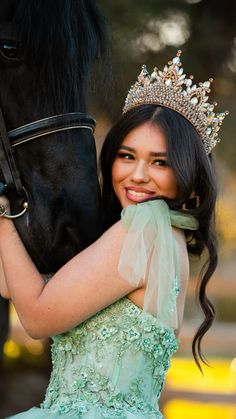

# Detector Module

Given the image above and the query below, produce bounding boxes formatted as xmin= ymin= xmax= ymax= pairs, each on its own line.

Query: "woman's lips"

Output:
xmin=125 ymin=187 xmax=155 ymax=202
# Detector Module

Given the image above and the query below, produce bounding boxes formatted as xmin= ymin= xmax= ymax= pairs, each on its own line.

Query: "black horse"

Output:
xmin=0 ymin=0 xmax=110 ymax=359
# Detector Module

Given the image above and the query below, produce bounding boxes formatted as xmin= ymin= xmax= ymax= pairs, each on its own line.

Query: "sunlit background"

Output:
xmin=1 ymin=0 xmax=236 ymax=417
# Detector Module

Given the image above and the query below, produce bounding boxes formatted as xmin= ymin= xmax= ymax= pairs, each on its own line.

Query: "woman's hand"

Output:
xmin=0 ymin=195 xmax=16 ymax=236
xmin=0 ymin=194 xmax=12 ymax=299
xmin=0 ymin=194 xmax=10 ymax=217
xmin=0 ymin=194 xmax=20 ymax=299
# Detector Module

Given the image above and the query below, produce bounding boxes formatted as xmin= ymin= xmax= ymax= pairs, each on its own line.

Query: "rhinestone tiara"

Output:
xmin=123 ymin=50 xmax=228 ymax=154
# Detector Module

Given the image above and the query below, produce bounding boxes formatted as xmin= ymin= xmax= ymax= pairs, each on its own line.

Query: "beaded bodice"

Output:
xmin=41 ymin=298 xmax=178 ymax=418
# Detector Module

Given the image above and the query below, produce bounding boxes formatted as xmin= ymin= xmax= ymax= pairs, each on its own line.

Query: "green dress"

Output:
xmin=8 ymin=200 xmax=198 ymax=419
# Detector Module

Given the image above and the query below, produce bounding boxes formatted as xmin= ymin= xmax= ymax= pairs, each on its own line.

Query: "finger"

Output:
xmin=0 ymin=196 xmax=10 ymax=216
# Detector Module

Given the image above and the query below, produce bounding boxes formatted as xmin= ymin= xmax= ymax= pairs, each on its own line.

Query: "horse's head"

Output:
xmin=0 ymin=0 xmax=109 ymax=272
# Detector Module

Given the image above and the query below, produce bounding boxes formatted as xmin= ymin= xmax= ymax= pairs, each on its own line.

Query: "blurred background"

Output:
xmin=1 ymin=0 xmax=236 ymax=418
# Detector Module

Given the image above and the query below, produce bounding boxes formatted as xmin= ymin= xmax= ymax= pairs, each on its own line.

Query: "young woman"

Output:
xmin=0 ymin=52 xmax=227 ymax=418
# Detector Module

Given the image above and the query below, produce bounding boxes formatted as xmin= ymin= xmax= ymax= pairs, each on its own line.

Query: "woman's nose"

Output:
xmin=130 ymin=161 xmax=150 ymax=183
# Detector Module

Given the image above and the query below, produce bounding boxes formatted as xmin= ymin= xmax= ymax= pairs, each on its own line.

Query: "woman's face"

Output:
xmin=112 ymin=122 xmax=179 ymax=208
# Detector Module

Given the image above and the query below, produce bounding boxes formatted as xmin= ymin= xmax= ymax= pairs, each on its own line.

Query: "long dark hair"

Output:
xmin=100 ymin=104 xmax=217 ymax=370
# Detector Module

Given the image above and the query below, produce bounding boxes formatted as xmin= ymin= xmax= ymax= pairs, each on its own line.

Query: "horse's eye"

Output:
xmin=0 ymin=40 xmax=22 ymax=63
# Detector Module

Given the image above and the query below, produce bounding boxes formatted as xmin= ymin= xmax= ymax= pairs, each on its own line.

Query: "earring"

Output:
xmin=183 ymin=193 xmax=200 ymax=210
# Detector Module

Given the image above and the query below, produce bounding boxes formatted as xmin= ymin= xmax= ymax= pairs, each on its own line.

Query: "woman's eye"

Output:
xmin=117 ymin=152 xmax=134 ymax=160
xmin=153 ymin=159 xmax=167 ymax=166
xmin=0 ymin=40 xmax=22 ymax=62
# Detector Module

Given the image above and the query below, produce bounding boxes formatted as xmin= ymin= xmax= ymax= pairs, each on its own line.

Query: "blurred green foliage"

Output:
xmin=183 ymin=294 xmax=236 ymax=323
xmin=215 ymin=297 xmax=236 ymax=322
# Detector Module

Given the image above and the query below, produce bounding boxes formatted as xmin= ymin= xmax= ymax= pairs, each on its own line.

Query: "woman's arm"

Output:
xmin=0 ymin=219 xmax=136 ymax=339
xmin=0 ymin=257 xmax=10 ymax=299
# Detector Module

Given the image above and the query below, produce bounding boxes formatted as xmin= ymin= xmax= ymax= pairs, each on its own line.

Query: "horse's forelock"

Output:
xmin=14 ymin=0 xmax=109 ymax=113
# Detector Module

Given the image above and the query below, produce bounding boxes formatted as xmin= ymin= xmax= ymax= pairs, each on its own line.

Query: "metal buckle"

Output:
xmin=0 ymin=186 xmax=29 ymax=219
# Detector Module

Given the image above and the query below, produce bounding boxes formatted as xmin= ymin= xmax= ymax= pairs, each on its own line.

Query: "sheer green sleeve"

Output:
xmin=118 ymin=200 xmax=198 ymax=329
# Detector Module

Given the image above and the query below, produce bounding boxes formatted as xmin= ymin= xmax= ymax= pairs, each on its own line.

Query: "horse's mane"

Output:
xmin=15 ymin=0 xmax=110 ymax=113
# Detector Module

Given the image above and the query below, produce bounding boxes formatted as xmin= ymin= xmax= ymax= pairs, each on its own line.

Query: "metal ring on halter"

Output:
xmin=0 ymin=201 xmax=28 ymax=219
xmin=0 ymin=186 xmax=29 ymax=219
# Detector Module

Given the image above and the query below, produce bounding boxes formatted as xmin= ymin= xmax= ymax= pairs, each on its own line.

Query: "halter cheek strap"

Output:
xmin=0 ymin=109 xmax=23 ymax=193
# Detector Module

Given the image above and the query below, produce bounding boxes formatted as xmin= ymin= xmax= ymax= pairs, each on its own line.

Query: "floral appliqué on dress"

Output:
xmin=41 ymin=298 xmax=178 ymax=418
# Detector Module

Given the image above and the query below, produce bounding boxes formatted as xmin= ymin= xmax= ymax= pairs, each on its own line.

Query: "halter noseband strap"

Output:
xmin=0 ymin=111 xmax=96 ymax=218
xmin=9 ymin=112 xmax=95 ymax=147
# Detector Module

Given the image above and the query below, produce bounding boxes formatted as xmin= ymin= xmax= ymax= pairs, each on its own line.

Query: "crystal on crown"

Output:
xmin=123 ymin=50 xmax=228 ymax=154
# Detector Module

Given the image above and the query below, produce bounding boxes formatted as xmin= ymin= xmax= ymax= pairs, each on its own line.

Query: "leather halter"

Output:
xmin=9 ymin=112 xmax=95 ymax=148
xmin=0 ymin=110 xmax=96 ymax=218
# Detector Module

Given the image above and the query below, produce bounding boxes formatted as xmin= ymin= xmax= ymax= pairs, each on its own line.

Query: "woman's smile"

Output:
xmin=125 ymin=186 xmax=155 ymax=202
xmin=112 ymin=122 xmax=178 ymax=208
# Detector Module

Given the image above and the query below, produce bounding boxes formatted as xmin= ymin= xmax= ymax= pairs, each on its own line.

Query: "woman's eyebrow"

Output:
xmin=119 ymin=145 xmax=167 ymax=157
xmin=150 ymin=151 xmax=167 ymax=157
xmin=119 ymin=145 xmax=135 ymax=152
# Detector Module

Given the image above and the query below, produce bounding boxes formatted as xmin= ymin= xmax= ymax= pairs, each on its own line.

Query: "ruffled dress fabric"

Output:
xmin=8 ymin=200 xmax=198 ymax=419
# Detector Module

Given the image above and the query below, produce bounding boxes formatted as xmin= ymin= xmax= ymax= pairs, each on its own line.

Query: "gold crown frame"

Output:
xmin=123 ymin=50 xmax=228 ymax=154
